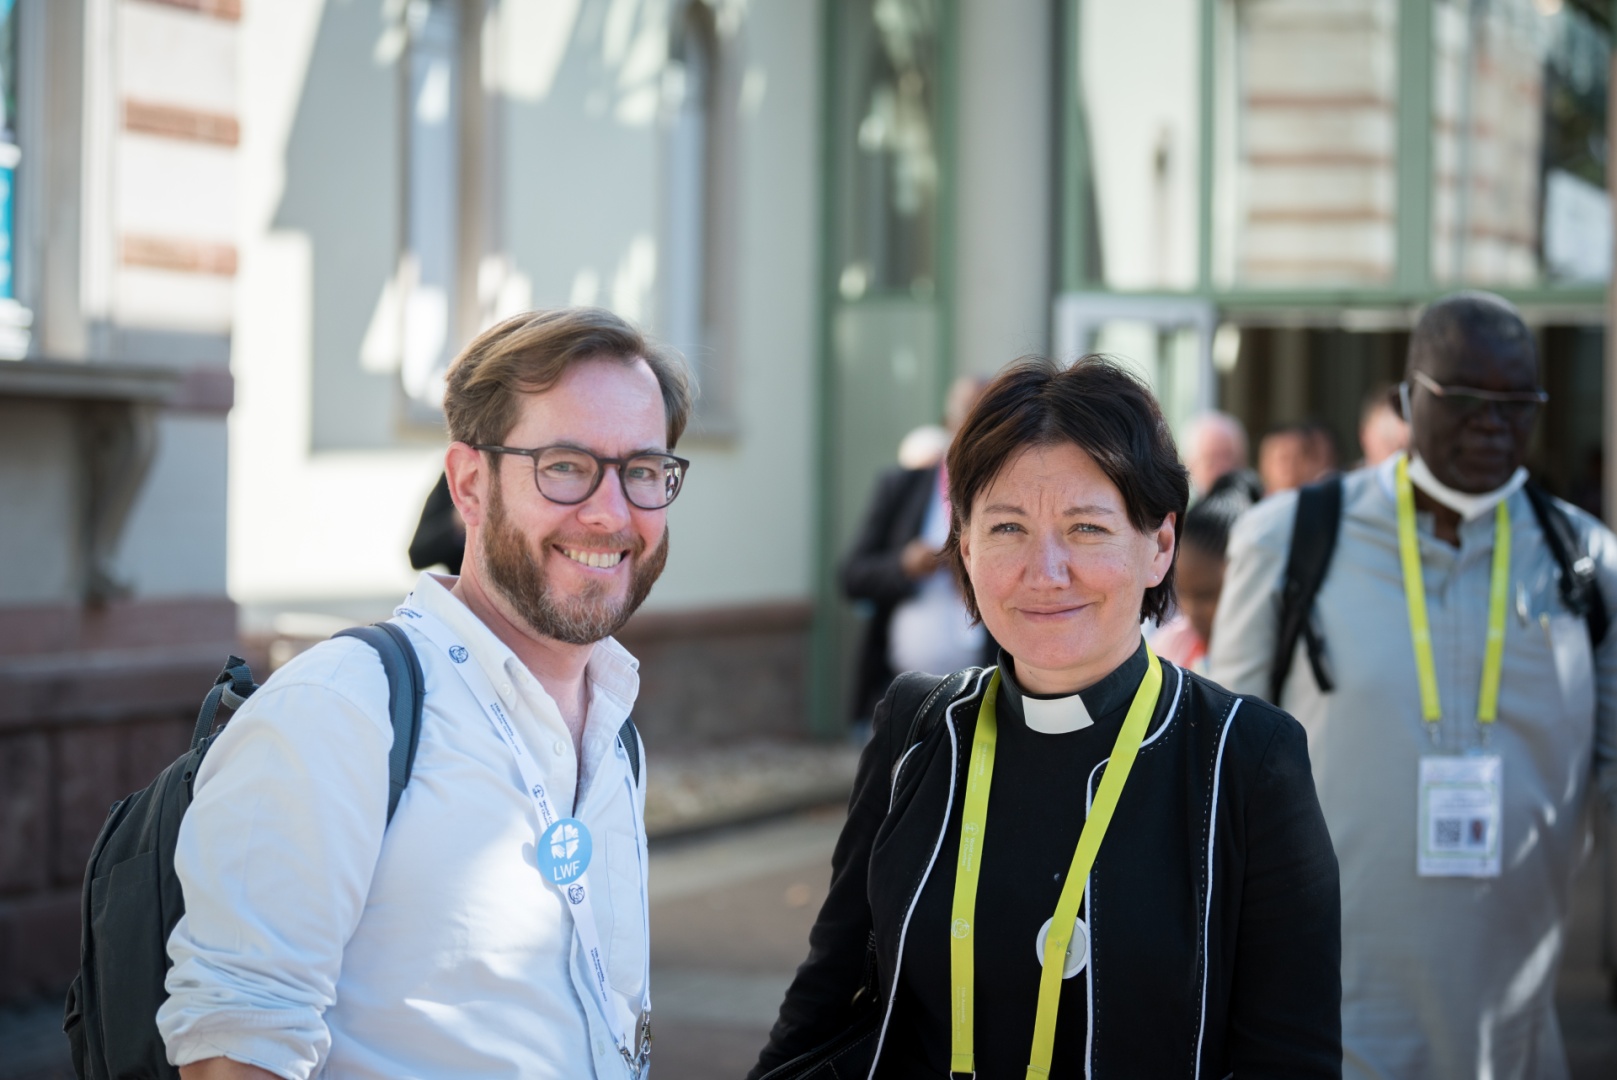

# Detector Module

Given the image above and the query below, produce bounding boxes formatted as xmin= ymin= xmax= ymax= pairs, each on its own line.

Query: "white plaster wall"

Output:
xmin=119 ymin=0 xmax=237 ymax=108
xmin=0 ymin=403 xmax=80 ymax=604
xmin=230 ymin=0 xmax=442 ymax=606
xmin=117 ymin=135 xmax=237 ymax=242
xmin=111 ymin=0 xmax=239 ymax=331
xmin=643 ymin=0 xmax=820 ymax=609
xmin=114 ymin=413 xmax=230 ymax=596
xmin=954 ymin=0 xmax=1054 ymax=376
xmin=229 ymin=0 xmax=821 ymax=611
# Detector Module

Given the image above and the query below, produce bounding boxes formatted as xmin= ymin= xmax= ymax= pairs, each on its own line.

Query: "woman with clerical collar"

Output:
xmin=749 ymin=357 xmax=1342 ymax=1080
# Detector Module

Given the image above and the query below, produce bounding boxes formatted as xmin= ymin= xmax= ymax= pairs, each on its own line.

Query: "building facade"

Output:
xmin=2 ymin=0 xmax=1612 ymax=1005
xmin=0 ymin=0 xmax=240 ymax=1001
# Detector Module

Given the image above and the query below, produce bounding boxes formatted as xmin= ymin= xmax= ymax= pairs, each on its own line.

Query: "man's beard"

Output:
xmin=481 ymin=473 xmax=669 ymax=646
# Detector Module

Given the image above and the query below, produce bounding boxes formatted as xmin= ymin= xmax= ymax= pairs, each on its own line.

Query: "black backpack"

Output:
xmin=1270 ymin=475 xmax=1610 ymax=706
xmin=63 ymin=621 xmax=645 ymax=1079
xmin=63 ymin=624 xmax=425 ymax=1079
xmin=756 ymin=665 xmax=981 ymax=1080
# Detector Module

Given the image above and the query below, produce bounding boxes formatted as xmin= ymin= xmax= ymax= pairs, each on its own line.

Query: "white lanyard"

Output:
xmin=394 ymin=602 xmax=652 ymax=1076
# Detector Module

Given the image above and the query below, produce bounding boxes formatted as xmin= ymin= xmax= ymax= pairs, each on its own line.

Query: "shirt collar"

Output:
xmin=996 ymin=638 xmax=1149 ymax=735
xmin=403 ymin=571 xmax=640 ymax=717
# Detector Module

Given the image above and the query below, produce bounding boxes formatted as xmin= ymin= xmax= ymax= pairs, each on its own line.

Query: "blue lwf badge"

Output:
xmin=538 ymin=817 xmax=593 ymax=886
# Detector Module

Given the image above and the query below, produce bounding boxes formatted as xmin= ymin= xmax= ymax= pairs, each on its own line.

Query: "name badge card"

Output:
xmin=1417 ymin=755 xmax=1502 ymax=878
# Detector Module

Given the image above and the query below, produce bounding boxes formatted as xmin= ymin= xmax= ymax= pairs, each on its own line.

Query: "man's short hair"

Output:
xmin=1407 ymin=291 xmax=1536 ymax=375
xmin=444 ymin=307 xmax=694 ymax=448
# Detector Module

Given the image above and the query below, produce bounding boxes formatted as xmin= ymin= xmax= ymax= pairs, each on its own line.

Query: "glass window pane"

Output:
xmin=1214 ymin=0 xmax=1400 ymax=287
xmin=833 ymin=0 xmax=943 ymax=300
xmin=1431 ymin=0 xmax=1610 ymax=286
xmin=1078 ymin=0 xmax=1202 ymax=290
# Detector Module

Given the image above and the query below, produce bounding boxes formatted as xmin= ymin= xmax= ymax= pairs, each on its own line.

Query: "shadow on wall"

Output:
xmin=273 ymin=0 xmax=677 ymax=455
xmin=273 ymin=0 xmax=404 ymax=452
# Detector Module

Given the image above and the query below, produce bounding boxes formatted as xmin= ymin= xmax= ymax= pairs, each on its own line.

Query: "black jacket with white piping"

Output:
xmin=750 ymin=657 xmax=1342 ymax=1079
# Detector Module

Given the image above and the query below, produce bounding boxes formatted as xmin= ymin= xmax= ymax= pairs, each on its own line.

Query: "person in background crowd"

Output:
xmin=840 ymin=375 xmax=994 ymax=732
xmin=753 ymin=357 xmax=1339 ymax=1079
xmin=1182 ymin=409 xmax=1250 ymax=499
xmin=1357 ymin=385 xmax=1409 ymax=468
xmin=897 ymin=423 xmax=950 ymax=471
xmin=1210 ymin=291 xmax=1617 ymax=1079
xmin=408 ymin=472 xmax=466 ymax=574
xmin=1149 ymin=470 xmax=1263 ymax=672
xmin=1258 ymin=419 xmax=1336 ymax=494
xmin=159 ymin=308 xmax=690 ymax=1080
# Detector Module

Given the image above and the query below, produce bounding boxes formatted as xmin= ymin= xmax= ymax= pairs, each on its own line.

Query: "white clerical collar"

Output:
xmin=1406 ymin=453 xmax=1527 ymax=523
xmin=1020 ymin=691 xmax=1095 ymax=734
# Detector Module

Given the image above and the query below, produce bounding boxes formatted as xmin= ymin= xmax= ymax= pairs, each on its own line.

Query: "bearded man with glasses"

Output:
xmin=1210 ymin=291 xmax=1617 ymax=1080
xmin=160 ymin=308 xmax=690 ymax=1080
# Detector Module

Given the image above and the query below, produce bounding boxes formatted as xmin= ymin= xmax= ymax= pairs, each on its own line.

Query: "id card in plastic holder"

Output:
xmin=1417 ymin=754 xmax=1502 ymax=877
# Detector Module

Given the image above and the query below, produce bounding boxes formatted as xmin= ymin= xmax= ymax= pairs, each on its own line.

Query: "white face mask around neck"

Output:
xmin=1405 ymin=453 xmax=1527 ymax=522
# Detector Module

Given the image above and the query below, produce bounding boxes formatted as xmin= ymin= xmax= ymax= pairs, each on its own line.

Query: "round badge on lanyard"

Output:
xmin=1034 ymin=915 xmax=1090 ymax=979
xmin=538 ymin=817 xmax=593 ymax=889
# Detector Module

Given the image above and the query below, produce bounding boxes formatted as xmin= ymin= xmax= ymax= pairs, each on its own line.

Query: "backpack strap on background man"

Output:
xmin=336 ymin=623 xmax=426 ymax=824
xmin=1523 ymin=482 xmax=1610 ymax=648
xmin=1271 ymin=475 xmax=1344 ymax=705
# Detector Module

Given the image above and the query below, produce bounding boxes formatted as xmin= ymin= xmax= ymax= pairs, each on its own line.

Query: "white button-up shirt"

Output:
xmin=159 ymin=573 xmax=649 ymax=1079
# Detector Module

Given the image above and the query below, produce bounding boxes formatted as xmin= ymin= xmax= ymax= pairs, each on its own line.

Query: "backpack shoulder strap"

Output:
xmin=1271 ymin=475 xmax=1344 ymax=704
xmin=192 ymin=655 xmax=258 ymax=750
xmin=336 ymin=623 xmax=426 ymax=825
xmin=617 ymin=717 xmax=641 ymax=787
xmin=1523 ymin=483 xmax=1610 ymax=648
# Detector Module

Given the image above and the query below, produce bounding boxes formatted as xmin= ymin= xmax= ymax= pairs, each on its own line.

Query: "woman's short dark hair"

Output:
xmin=942 ymin=355 xmax=1190 ymax=624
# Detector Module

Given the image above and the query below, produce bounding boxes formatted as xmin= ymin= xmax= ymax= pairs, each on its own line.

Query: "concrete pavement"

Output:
xmin=647 ymin=808 xmax=843 ymax=1077
xmin=646 ymin=808 xmax=1617 ymax=1080
xmin=8 ymin=802 xmax=1617 ymax=1077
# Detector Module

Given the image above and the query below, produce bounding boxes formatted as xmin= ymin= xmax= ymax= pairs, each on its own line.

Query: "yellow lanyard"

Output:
xmin=948 ymin=646 xmax=1163 ymax=1079
xmin=1394 ymin=455 xmax=1511 ymax=724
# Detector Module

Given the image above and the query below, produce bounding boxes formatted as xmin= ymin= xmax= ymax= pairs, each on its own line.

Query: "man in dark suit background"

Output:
xmin=840 ymin=377 xmax=994 ymax=730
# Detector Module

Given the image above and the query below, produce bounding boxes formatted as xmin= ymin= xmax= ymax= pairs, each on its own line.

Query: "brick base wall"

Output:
xmin=616 ymin=601 xmax=814 ymax=744
xmin=0 ymin=597 xmax=237 ymax=1004
xmin=0 ymin=596 xmax=814 ymax=1005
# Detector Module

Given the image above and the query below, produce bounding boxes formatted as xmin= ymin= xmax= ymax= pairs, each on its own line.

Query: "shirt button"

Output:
xmin=500 ymin=681 xmax=513 ymax=698
xmin=553 ymin=740 xmax=567 ymax=756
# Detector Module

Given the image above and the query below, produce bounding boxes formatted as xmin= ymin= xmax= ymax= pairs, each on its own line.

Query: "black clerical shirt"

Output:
xmin=878 ymin=643 xmax=1152 ymax=1079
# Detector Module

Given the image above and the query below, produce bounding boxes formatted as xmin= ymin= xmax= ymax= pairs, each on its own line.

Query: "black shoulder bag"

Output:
xmin=757 ymin=667 xmax=981 ymax=1080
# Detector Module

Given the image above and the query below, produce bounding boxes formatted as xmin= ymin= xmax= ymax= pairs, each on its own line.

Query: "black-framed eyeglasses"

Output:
xmin=472 ymin=444 xmax=691 ymax=510
xmin=1408 ymin=369 xmax=1548 ymax=421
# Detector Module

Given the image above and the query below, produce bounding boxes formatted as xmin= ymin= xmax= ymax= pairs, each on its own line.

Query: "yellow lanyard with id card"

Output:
xmin=1394 ymin=454 xmax=1510 ymax=725
xmin=1395 ymin=455 xmax=1509 ymax=877
xmin=948 ymin=646 xmax=1162 ymax=1078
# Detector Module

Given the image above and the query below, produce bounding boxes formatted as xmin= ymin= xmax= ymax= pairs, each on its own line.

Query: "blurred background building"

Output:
xmin=2 ymin=0 xmax=1615 ymax=1012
